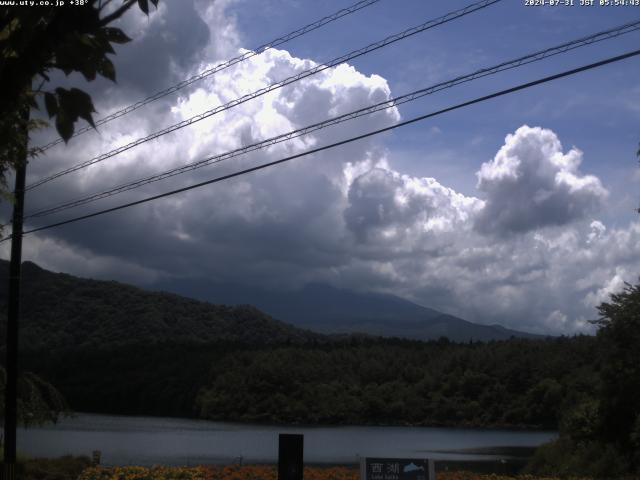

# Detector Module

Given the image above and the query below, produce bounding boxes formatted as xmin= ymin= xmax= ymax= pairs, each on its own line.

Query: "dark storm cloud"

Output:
xmin=113 ymin=0 xmax=210 ymax=95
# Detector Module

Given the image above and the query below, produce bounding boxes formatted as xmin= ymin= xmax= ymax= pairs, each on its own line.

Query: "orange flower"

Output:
xmin=79 ymin=464 xmax=600 ymax=480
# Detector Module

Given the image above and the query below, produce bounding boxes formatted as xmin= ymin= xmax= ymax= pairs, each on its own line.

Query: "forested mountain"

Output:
xmin=0 ymin=260 xmax=540 ymax=351
xmin=0 ymin=260 xmax=598 ymax=432
xmin=153 ymin=279 xmax=542 ymax=342
xmin=0 ymin=260 xmax=322 ymax=350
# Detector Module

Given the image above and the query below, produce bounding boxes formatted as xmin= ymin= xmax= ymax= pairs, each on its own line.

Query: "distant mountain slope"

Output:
xmin=0 ymin=261 xmax=322 ymax=351
xmin=153 ymin=279 xmax=543 ymax=342
xmin=0 ymin=261 xmax=563 ymax=426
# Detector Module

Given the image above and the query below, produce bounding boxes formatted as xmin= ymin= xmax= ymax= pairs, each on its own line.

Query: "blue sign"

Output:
xmin=360 ymin=458 xmax=435 ymax=480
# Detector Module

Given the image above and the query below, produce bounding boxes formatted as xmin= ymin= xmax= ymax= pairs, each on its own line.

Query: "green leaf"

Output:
xmin=55 ymin=87 xmax=97 ymax=130
xmin=79 ymin=63 xmax=97 ymax=81
xmin=78 ymin=110 xmax=96 ymax=129
xmin=0 ymin=18 xmax=20 ymax=42
xmin=93 ymin=33 xmax=115 ymax=54
xmin=3 ymin=48 xmax=18 ymax=58
xmin=44 ymin=92 xmax=58 ymax=118
xmin=55 ymin=111 xmax=74 ymax=143
xmin=101 ymin=27 xmax=131 ymax=44
xmin=97 ymin=57 xmax=116 ymax=82
xmin=68 ymin=88 xmax=96 ymax=128
xmin=78 ymin=34 xmax=95 ymax=48
xmin=138 ymin=0 xmax=149 ymax=15
xmin=68 ymin=89 xmax=94 ymax=111
xmin=54 ymin=37 xmax=84 ymax=73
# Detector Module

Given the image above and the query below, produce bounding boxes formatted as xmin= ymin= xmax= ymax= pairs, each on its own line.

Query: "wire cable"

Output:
xmin=34 ymin=0 xmax=383 ymax=152
xmin=26 ymin=0 xmax=503 ymax=191
xmin=22 ymin=19 xmax=640 ymax=220
xmin=6 ymin=48 xmax=638 ymax=241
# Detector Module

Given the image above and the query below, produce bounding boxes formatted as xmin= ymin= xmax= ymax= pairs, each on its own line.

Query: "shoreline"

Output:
xmin=60 ymin=411 xmax=559 ymax=434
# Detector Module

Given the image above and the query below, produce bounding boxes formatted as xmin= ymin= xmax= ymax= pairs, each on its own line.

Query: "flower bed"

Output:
xmin=78 ymin=465 xmax=356 ymax=480
xmin=78 ymin=465 xmax=596 ymax=480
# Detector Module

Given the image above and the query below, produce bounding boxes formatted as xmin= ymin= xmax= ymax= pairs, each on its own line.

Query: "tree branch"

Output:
xmin=98 ymin=0 xmax=137 ymax=27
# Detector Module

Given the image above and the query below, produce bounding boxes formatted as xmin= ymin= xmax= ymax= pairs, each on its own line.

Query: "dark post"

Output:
xmin=278 ymin=433 xmax=303 ymax=480
xmin=2 ymin=109 xmax=28 ymax=480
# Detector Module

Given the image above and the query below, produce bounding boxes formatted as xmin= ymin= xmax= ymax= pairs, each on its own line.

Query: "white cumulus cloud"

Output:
xmin=344 ymin=166 xmax=483 ymax=248
xmin=475 ymin=125 xmax=608 ymax=236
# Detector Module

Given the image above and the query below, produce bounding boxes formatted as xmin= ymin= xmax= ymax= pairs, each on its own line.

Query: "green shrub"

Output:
xmin=525 ymin=437 xmax=630 ymax=479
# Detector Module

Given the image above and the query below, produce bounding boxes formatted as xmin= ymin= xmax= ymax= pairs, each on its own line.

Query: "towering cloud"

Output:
xmin=474 ymin=125 xmax=608 ymax=236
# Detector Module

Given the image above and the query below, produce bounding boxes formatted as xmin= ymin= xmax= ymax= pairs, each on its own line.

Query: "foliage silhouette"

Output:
xmin=0 ymin=0 xmax=159 ymax=198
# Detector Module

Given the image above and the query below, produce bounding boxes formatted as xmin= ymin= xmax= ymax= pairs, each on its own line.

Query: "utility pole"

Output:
xmin=2 ymin=109 xmax=28 ymax=480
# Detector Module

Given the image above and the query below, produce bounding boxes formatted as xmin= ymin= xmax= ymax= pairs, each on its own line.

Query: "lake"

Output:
xmin=19 ymin=413 xmax=556 ymax=466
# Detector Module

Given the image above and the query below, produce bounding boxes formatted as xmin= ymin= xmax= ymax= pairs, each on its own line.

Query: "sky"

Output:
xmin=3 ymin=0 xmax=640 ymax=335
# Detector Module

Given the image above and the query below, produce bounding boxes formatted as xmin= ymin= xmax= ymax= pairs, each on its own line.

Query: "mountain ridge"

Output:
xmin=0 ymin=260 xmax=322 ymax=350
xmin=0 ymin=260 xmax=542 ymax=346
xmin=152 ymin=276 xmax=543 ymax=342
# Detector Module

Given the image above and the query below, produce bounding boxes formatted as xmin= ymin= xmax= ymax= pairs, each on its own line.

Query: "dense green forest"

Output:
xmin=23 ymin=336 xmax=598 ymax=430
xmin=197 ymin=337 xmax=599 ymax=429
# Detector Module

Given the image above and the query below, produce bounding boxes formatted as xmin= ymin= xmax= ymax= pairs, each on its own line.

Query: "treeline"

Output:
xmin=195 ymin=336 xmax=598 ymax=429
xmin=23 ymin=336 xmax=598 ymax=430
xmin=20 ymin=342 xmax=234 ymax=418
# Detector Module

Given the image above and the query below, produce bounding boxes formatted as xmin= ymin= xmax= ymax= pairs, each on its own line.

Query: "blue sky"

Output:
xmin=4 ymin=0 xmax=640 ymax=335
xmin=227 ymin=0 xmax=640 ymax=220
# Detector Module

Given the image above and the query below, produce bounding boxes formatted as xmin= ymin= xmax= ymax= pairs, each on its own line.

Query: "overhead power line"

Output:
xmin=6 ymin=48 xmax=639 ymax=241
xmin=26 ymin=0 xmax=502 ymax=191
xmin=34 ymin=0 xmax=383 ymax=153
xmin=22 ymin=19 xmax=640 ymax=221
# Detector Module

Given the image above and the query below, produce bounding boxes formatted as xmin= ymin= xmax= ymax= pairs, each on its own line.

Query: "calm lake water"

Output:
xmin=19 ymin=413 xmax=556 ymax=466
